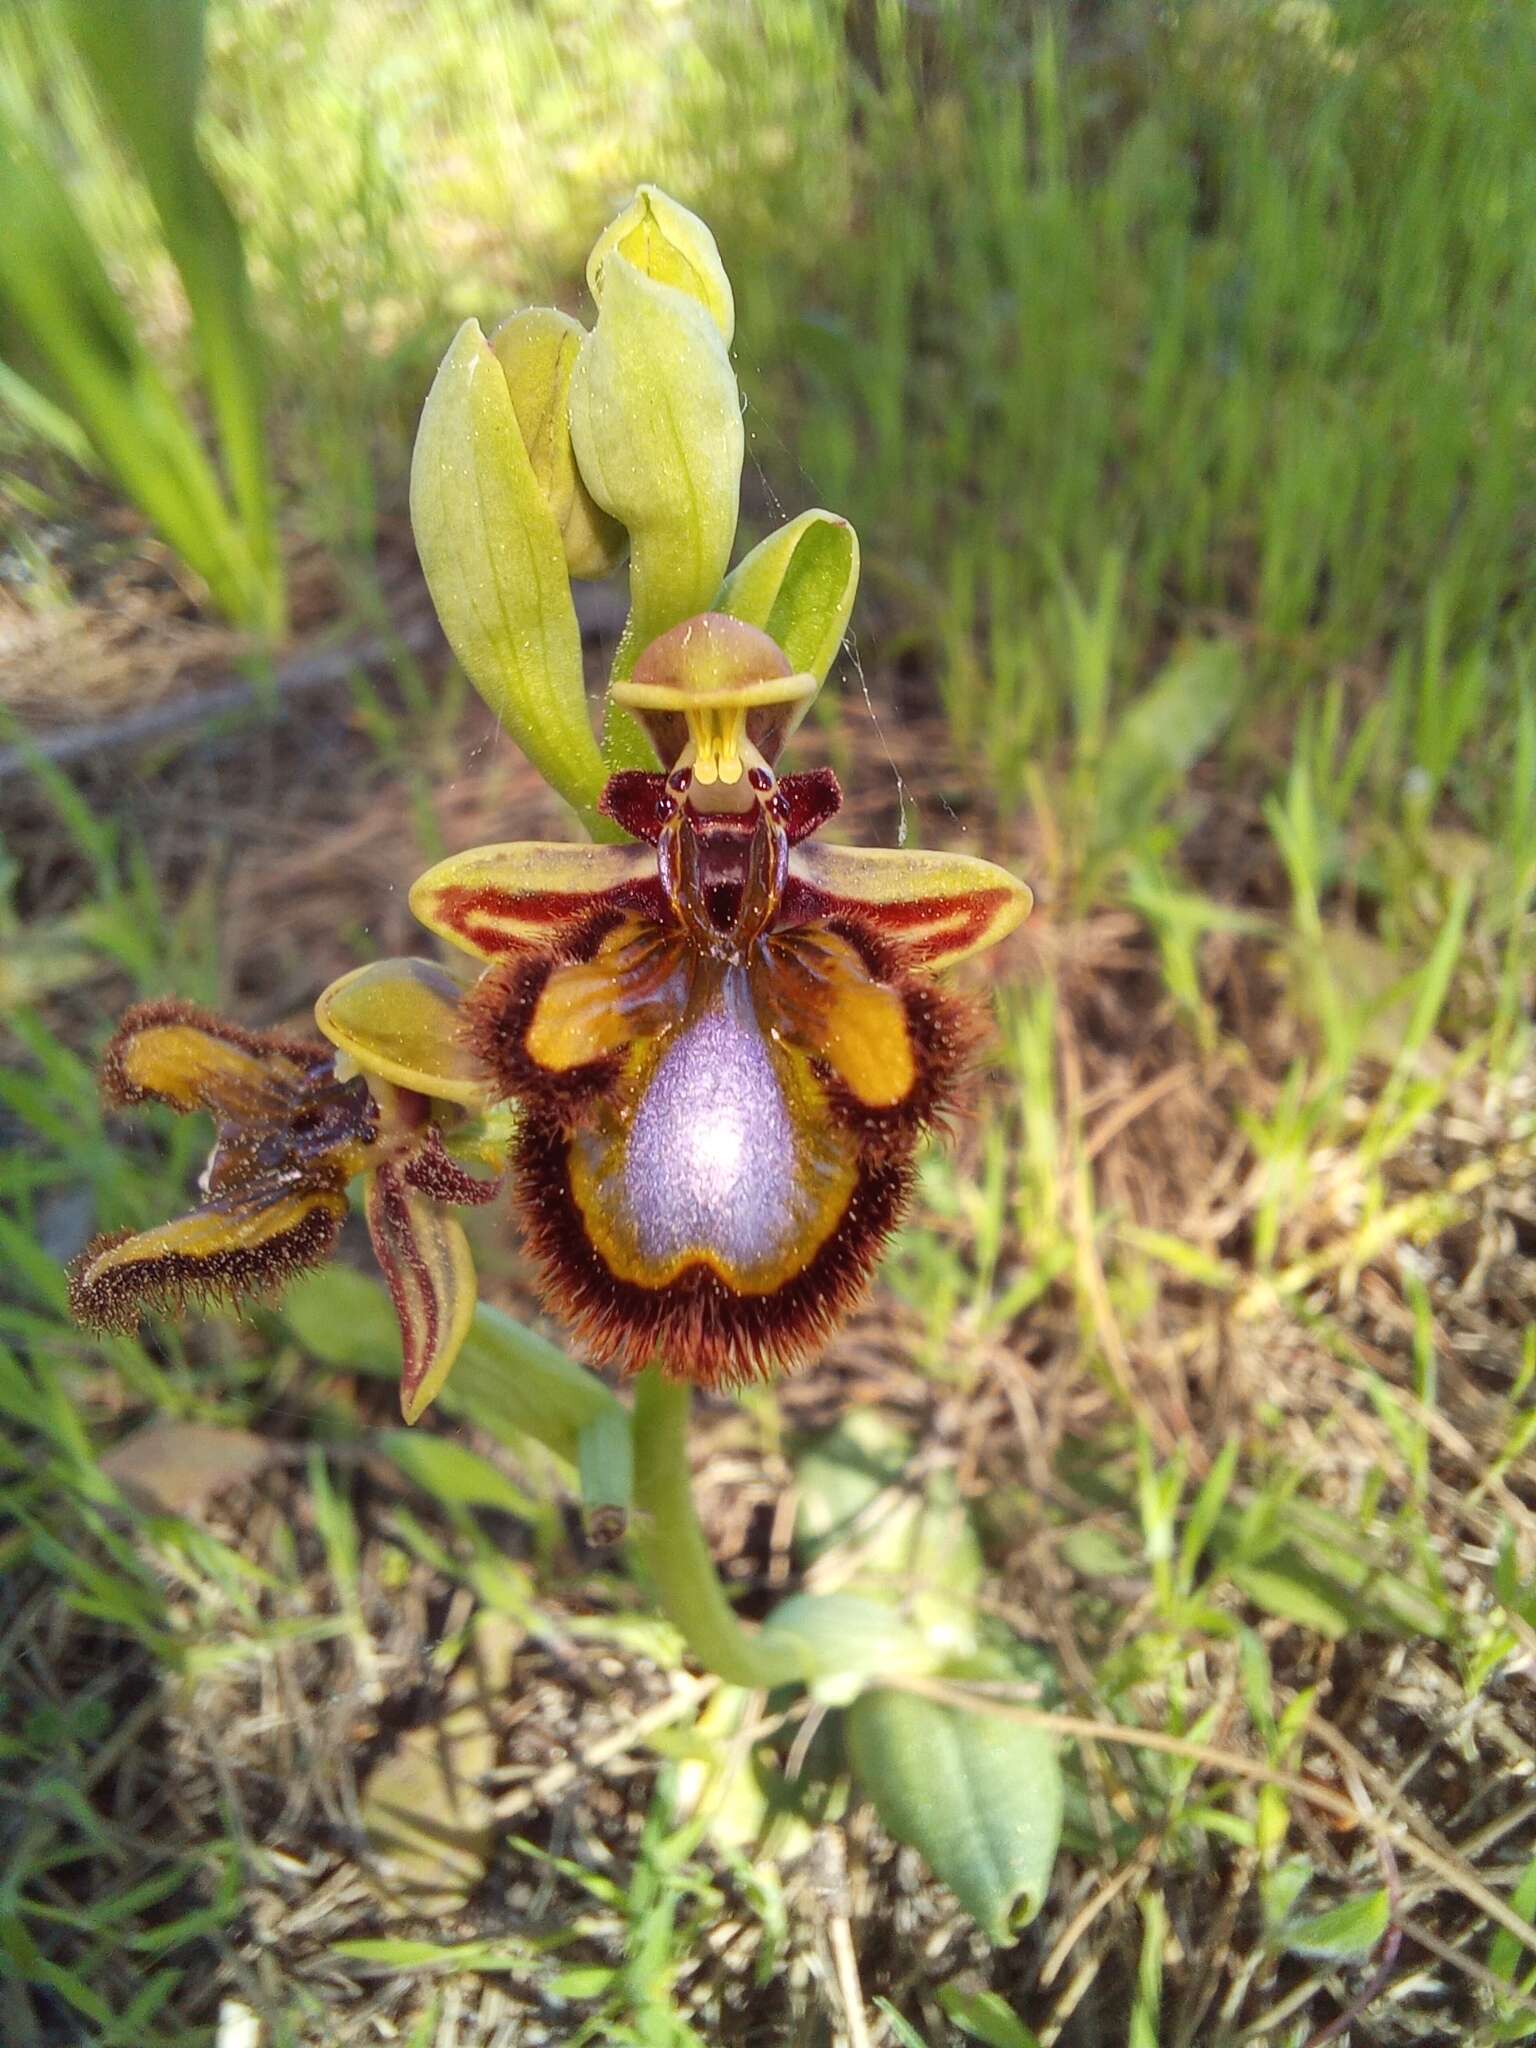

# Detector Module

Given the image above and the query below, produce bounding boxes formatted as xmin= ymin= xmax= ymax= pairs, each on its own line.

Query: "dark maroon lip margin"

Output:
xmin=510 ymin=1105 xmax=916 ymax=1387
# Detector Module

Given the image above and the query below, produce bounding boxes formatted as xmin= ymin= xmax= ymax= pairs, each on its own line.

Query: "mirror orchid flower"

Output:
xmin=69 ymin=614 xmax=1029 ymax=1414
xmin=59 ymin=188 xmax=1068 ymax=1931
xmin=332 ymin=612 xmax=1032 ymax=1389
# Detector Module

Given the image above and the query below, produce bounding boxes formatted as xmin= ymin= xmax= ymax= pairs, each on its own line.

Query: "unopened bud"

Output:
xmin=570 ymin=253 xmax=743 ymax=670
xmin=586 ymin=183 xmax=734 ymax=345
xmin=410 ymin=319 xmax=607 ymax=825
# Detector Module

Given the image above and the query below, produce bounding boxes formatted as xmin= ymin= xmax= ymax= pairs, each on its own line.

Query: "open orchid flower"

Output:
xmin=69 ymin=968 xmax=501 ymax=1422
xmin=339 ymin=612 xmax=1031 ymax=1386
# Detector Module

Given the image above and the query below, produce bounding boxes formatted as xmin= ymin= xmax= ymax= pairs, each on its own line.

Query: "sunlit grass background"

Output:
xmin=2 ymin=2 xmax=1535 ymax=2044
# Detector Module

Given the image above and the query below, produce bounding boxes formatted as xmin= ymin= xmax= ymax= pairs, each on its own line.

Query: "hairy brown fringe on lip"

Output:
xmin=511 ymin=1105 xmax=916 ymax=1385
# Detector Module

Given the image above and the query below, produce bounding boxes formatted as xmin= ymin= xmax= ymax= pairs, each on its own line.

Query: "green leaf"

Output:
xmin=0 ymin=358 xmax=94 ymax=465
xmin=1178 ymin=1438 xmax=1240 ymax=1591
xmin=410 ymin=318 xmax=608 ymax=826
xmin=1059 ymin=1524 xmax=1139 ymax=1578
xmin=60 ymin=0 xmax=281 ymax=633
xmin=282 ymin=1264 xmax=401 ymax=1369
xmin=758 ymin=1591 xmax=941 ymax=1702
xmin=717 ymin=509 xmax=859 ymax=680
xmin=1116 ymin=1224 xmax=1238 ymax=1292
xmin=379 ymin=1433 xmax=540 ymax=1520
xmin=576 ymin=1401 xmax=633 ymax=1537
xmin=1279 ymin=1888 xmax=1390 ymax=1960
xmin=1130 ymin=1890 xmax=1166 ymax=2048
xmin=1260 ymin=1856 xmax=1314 ymax=1935
xmin=1091 ymin=645 xmax=1243 ymax=853
xmin=545 ymin=1965 xmax=618 ymax=1999
xmin=796 ymin=1417 xmax=901 ymax=1547
xmin=459 ymin=1303 xmax=624 ymax=1465
xmin=0 ymin=125 xmax=270 ymax=630
xmin=1228 ymin=1501 xmax=1452 ymax=1642
xmin=569 ymin=255 xmax=743 ymax=674
xmin=794 ymin=1410 xmax=921 ymax=1570
xmin=874 ymin=2003 xmax=935 ymax=2048
xmin=937 ymin=1984 xmax=1043 ymax=2048
xmin=1228 ymin=1559 xmax=1354 ymax=1638
xmin=330 ymin=1937 xmax=539 ymax=1973
xmin=284 ymin=1270 xmax=621 ymax=1467
xmin=791 ymin=1412 xmax=982 ymax=1652
xmin=846 ymin=1688 xmax=1062 ymax=1943
xmin=1488 ymin=1853 xmax=1536 ymax=1989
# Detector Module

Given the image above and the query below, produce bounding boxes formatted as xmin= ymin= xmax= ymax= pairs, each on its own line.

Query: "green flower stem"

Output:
xmin=630 ymin=1368 xmax=810 ymax=1690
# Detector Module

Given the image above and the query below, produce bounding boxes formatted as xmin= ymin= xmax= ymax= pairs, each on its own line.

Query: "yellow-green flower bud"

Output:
xmin=490 ymin=307 xmax=627 ymax=581
xmin=586 ymin=183 xmax=734 ymax=346
xmin=410 ymin=318 xmax=608 ymax=827
xmin=569 ymin=253 xmax=744 ymax=685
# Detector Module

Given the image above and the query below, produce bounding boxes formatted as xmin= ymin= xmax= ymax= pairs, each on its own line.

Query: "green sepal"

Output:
xmin=717 ymin=509 xmax=859 ymax=683
xmin=845 ymin=1682 xmax=1063 ymax=1944
xmin=410 ymin=318 xmax=608 ymax=828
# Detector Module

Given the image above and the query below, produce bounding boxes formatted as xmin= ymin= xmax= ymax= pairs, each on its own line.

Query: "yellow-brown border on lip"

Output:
xmin=69 ymin=1187 xmax=350 ymax=1333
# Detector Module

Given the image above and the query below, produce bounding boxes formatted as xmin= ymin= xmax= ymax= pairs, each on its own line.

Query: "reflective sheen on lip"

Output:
xmin=624 ymin=983 xmax=796 ymax=1273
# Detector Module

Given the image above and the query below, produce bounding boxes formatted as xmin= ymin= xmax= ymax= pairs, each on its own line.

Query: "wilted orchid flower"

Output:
xmin=69 ymin=972 xmax=501 ymax=1422
xmin=68 ymin=1002 xmax=374 ymax=1321
xmin=337 ymin=613 xmax=1031 ymax=1384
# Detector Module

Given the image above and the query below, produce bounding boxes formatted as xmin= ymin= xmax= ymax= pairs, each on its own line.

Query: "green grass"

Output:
xmin=3 ymin=0 xmax=1536 ymax=2041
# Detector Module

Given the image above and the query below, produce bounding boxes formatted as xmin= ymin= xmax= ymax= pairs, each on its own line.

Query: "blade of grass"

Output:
xmin=61 ymin=0 xmax=282 ymax=633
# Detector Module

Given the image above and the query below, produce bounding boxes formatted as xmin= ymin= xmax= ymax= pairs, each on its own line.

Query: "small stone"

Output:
xmin=102 ymin=1422 xmax=273 ymax=1516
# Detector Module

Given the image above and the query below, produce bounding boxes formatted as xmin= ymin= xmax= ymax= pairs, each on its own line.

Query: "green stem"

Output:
xmin=630 ymin=1368 xmax=809 ymax=1690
